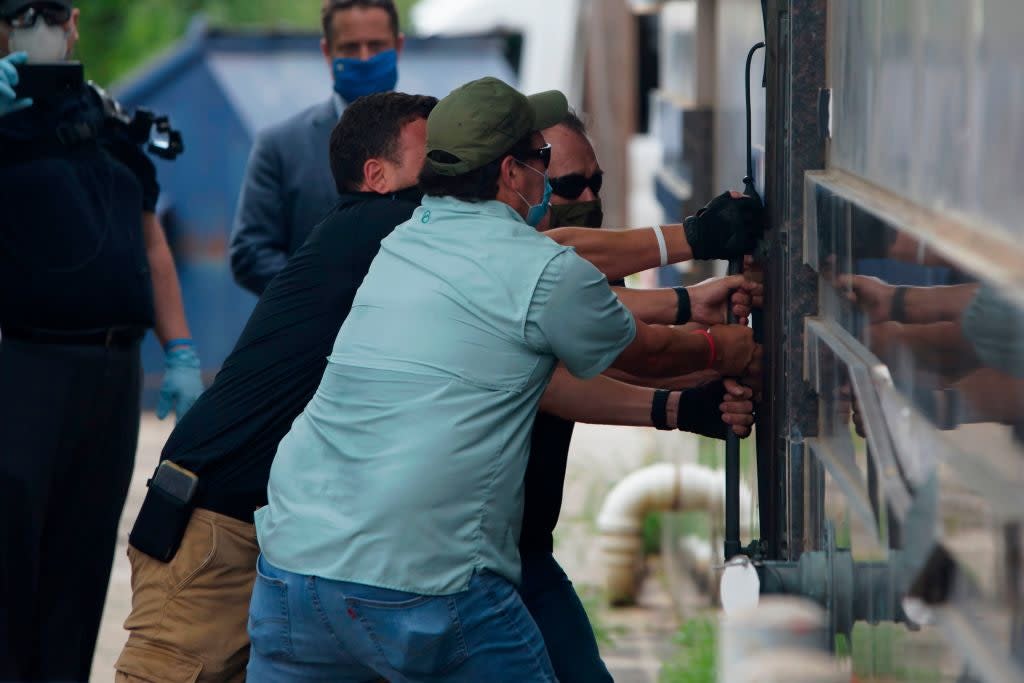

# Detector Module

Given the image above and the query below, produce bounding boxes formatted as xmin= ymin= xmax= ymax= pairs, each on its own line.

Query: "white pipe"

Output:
xmin=596 ymin=462 xmax=752 ymax=605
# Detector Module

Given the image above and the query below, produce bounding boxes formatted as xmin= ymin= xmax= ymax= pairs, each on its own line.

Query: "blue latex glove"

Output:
xmin=0 ymin=52 xmax=33 ymax=118
xmin=157 ymin=346 xmax=205 ymax=423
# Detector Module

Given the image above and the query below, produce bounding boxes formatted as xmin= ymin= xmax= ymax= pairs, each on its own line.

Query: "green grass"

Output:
xmin=659 ymin=616 xmax=717 ymax=683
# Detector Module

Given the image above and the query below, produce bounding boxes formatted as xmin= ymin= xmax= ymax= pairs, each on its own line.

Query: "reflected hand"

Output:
xmin=689 ymin=275 xmax=763 ymax=326
xmin=840 ymin=274 xmax=896 ymax=324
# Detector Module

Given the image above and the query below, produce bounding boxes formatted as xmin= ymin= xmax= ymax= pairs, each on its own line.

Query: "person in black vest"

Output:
xmin=0 ymin=2 xmax=203 ymax=680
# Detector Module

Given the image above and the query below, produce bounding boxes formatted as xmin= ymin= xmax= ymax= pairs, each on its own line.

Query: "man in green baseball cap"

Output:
xmin=418 ymin=75 xmax=567 ymax=227
xmin=248 ymin=76 xmax=757 ymax=680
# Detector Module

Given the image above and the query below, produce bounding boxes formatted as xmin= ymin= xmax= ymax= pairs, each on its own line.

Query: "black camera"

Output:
xmin=123 ymin=107 xmax=185 ymax=160
xmin=91 ymin=81 xmax=185 ymax=160
xmin=12 ymin=62 xmax=185 ymax=160
xmin=12 ymin=61 xmax=83 ymax=101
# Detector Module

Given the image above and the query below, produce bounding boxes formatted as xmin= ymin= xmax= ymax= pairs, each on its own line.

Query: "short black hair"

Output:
xmin=559 ymin=108 xmax=589 ymax=138
xmin=322 ymin=0 xmax=400 ymax=41
xmin=330 ymin=92 xmax=437 ymax=194
xmin=418 ymin=134 xmax=536 ymax=203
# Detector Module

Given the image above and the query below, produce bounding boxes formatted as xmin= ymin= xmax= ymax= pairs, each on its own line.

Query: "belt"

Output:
xmin=1 ymin=324 xmax=146 ymax=348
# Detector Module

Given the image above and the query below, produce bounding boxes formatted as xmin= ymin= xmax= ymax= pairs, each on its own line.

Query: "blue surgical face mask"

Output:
xmin=515 ymin=161 xmax=553 ymax=228
xmin=332 ymin=49 xmax=398 ymax=103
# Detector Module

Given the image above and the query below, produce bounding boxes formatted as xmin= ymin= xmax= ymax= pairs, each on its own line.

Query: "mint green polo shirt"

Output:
xmin=256 ymin=196 xmax=637 ymax=595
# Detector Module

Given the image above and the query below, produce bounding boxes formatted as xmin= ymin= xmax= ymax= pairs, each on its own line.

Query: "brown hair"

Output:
xmin=330 ymin=92 xmax=437 ymax=193
xmin=321 ymin=0 xmax=400 ymax=41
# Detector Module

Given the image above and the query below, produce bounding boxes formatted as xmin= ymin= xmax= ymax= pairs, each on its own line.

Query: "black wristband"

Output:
xmin=676 ymin=381 xmax=730 ymax=440
xmin=890 ymin=286 xmax=909 ymax=323
xmin=673 ymin=287 xmax=692 ymax=325
xmin=651 ymin=389 xmax=673 ymax=430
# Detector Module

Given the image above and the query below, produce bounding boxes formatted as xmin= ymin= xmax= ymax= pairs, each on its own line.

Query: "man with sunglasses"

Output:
xmin=0 ymin=2 xmax=203 ymax=680
xmin=510 ymin=111 xmax=764 ymax=682
xmin=247 ymin=77 xmax=760 ymax=680
xmin=229 ymin=0 xmax=405 ymax=295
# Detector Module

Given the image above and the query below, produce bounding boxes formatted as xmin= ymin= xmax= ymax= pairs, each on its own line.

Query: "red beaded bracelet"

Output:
xmin=693 ymin=329 xmax=716 ymax=370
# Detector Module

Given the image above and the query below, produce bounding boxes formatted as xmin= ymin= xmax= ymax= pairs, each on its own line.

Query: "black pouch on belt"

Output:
xmin=129 ymin=461 xmax=199 ymax=562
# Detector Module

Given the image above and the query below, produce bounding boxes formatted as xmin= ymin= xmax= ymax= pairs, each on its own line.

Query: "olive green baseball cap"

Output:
xmin=425 ymin=77 xmax=568 ymax=176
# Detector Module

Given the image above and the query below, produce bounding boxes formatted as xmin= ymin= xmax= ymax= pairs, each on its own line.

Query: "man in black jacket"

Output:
xmin=116 ymin=91 xmax=435 ymax=682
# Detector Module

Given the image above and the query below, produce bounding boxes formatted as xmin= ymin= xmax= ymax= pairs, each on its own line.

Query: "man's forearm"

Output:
xmin=612 ymin=319 xmax=713 ymax=378
xmin=613 ymin=287 xmax=678 ymax=325
xmin=603 ymin=366 xmax=720 ymax=390
xmin=545 ymin=224 xmax=692 ymax=281
xmin=540 ymin=367 xmax=676 ymax=426
xmin=143 ymin=212 xmax=191 ymax=346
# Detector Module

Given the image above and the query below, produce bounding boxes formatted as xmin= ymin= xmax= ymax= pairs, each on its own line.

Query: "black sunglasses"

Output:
xmin=514 ymin=143 xmax=552 ymax=170
xmin=550 ymin=171 xmax=604 ymax=200
xmin=6 ymin=3 xmax=71 ymax=27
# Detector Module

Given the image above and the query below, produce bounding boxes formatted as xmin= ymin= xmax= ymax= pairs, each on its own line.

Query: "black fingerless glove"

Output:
xmin=676 ymin=380 xmax=729 ymax=440
xmin=683 ymin=192 xmax=765 ymax=260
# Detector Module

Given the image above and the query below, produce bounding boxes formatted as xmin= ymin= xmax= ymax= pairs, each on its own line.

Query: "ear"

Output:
xmin=499 ymin=155 xmax=520 ymax=189
xmin=395 ymin=33 xmax=406 ymax=56
xmin=320 ymin=37 xmax=332 ymax=69
xmin=363 ymin=158 xmax=389 ymax=194
xmin=67 ymin=8 xmax=81 ymax=51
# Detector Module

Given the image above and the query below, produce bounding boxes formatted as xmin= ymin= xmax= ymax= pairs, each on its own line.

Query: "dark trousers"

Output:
xmin=0 ymin=338 xmax=141 ymax=682
xmin=519 ymin=551 xmax=615 ymax=683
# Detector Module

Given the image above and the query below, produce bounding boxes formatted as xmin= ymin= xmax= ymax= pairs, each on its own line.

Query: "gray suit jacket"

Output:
xmin=229 ymin=99 xmax=340 ymax=295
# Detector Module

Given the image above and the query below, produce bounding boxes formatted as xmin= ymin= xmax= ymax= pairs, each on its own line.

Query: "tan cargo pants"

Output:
xmin=114 ymin=508 xmax=258 ymax=683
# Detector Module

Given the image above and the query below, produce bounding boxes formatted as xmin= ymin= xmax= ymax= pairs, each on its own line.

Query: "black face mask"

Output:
xmin=547 ymin=199 xmax=604 ymax=229
xmin=392 ymin=186 xmax=424 ymax=205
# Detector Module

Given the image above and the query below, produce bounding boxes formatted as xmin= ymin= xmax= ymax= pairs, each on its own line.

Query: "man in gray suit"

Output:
xmin=230 ymin=0 xmax=405 ymax=294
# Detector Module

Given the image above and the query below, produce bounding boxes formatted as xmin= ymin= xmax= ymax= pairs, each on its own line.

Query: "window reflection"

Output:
xmin=811 ymin=184 xmax=1024 ymax=457
xmin=803 ymin=177 xmax=1024 ymax=679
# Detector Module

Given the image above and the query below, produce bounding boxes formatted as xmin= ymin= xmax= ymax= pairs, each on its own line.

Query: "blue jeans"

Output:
xmin=246 ymin=555 xmax=557 ymax=682
xmin=519 ymin=552 xmax=614 ymax=683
